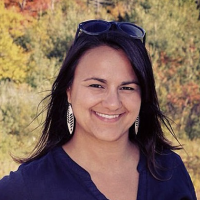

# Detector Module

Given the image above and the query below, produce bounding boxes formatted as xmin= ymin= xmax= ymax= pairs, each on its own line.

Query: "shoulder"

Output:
xmin=155 ymin=149 xmax=183 ymax=167
xmin=20 ymin=147 xmax=59 ymax=176
xmin=139 ymin=149 xmax=197 ymax=199
xmin=0 ymin=147 xmax=62 ymax=200
xmin=17 ymin=147 xmax=65 ymax=187
xmin=154 ymin=149 xmax=197 ymax=199
xmin=154 ymin=149 xmax=190 ymax=179
xmin=0 ymin=168 xmax=27 ymax=200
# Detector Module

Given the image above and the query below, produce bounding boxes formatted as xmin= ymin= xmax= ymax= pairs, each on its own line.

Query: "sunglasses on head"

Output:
xmin=75 ymin=20 xmax=146 ymax=45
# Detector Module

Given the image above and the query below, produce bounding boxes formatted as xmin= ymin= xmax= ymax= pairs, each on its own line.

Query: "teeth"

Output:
xmin=95 ymin=112 xmax=119 ymax=119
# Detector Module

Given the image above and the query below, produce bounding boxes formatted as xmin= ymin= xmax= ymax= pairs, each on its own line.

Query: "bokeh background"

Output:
xmin=0 ymin=0 xmax=200 ymax=198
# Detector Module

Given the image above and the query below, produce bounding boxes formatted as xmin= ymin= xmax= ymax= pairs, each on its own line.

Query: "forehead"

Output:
xmin=74 ymin=45 xmax=138 ymax=82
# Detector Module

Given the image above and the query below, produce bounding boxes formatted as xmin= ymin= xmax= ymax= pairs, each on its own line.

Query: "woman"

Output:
xmin=0 ymin=20 xmax=197 ymax=200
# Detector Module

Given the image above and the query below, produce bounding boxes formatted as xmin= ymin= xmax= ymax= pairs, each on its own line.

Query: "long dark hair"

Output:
xmin=18 ymin=31 xmax=180 ymax=176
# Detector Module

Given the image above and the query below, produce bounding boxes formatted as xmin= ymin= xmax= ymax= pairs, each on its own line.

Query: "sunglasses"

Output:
xmin=75 ymin=20 xmax=146 ymax=44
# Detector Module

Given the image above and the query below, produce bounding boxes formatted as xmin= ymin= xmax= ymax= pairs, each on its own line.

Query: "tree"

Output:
xmin=127 ymin=0 xmax=200 ymax=139
xmin=16 ymin=0 xmax=97 ymax=87
xmin=3 ymin=0 xmax=59 ymax=17
xmin=87 ymin=0 xmax=114 ymax=14
xmin=0 ymin=1 xmax=29 ymax=83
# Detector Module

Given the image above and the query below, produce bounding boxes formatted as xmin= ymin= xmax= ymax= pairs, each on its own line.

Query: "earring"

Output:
xmin=67 ymin=103 xmax=74 ymax=135
xmin=135 ymin=116 xmax=139 ymax=135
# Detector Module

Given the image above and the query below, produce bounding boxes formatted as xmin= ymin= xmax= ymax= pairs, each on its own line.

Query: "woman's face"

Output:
xmin=67 ymin=45 xmax=141 ymax=143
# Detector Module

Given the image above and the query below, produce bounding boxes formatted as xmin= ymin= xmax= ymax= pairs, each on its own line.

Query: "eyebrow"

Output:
xmin=121 ymin=81 xmax=140 ymax=86
xmin=84 ymin=77 xmax=139 ymax=85
xmin=83 ymin=77 xmax=107 ymax=83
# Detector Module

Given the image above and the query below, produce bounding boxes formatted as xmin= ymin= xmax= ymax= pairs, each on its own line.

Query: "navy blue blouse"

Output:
xmin=0 ymin=147 xmax=197 ymax=200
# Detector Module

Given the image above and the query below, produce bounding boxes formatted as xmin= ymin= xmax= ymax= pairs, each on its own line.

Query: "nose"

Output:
xmin=102 ymin=89 xmax=122 ymax=111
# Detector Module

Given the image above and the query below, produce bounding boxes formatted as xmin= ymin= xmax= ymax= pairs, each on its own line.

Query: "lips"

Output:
xmin=95 ymin=111 xmax=120 ymax=119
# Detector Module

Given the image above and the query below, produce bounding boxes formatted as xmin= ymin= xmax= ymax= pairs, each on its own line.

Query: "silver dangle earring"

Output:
xmin=67 ymin=103 xmax=74 ymax=135
xmin=135 ymin=116 xmax=139 ymax=135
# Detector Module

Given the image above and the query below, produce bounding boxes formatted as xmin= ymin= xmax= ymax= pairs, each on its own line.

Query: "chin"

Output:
xmin=92 ymin=131 xmax=128 ymax=143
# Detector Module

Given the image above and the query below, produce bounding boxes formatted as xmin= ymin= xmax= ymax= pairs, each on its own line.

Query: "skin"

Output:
xmin=63 ymin=45 xmax=141 ymax=200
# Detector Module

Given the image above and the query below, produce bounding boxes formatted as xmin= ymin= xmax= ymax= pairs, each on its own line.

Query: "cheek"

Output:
xmin=130 ymin=101 xmax=141 ymax=112
xmin=70 ymin=88 xmax=99 ymax=109
xmin=128 ymin=101 xmax=141 ymax=116
xmin=123 ymin=93 xmax=141 ymax=109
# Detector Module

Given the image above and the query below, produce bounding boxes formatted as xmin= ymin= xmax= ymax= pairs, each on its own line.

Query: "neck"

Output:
xmin=63 ymin=132 xmax=139 ymax=172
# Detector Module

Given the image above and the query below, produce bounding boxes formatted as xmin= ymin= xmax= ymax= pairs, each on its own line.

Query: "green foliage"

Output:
xmin=16 ymin=0 xmax=98 ymax=88
xmin=0 ymin=2 xmax=29 ymax=83
xmin=0 ymin=81 xmax=44 ymax=175
xmin=0 ymin=81 xmax=43 ymax=137
xmin=123 ymin=0 xmax=200 ymax=140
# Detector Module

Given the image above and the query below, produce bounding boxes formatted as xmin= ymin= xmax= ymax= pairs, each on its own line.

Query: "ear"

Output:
xmin=66 ymin=87 xmax=72 ymax=104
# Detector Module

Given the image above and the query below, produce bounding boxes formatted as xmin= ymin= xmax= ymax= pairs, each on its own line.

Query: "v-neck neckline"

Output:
xmin=56 ymin=146 xmax=146 ymax=200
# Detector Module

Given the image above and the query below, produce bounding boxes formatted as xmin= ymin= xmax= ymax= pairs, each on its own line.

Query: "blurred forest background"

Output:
xmin=0 ymin=0 xmax=200 ymax=197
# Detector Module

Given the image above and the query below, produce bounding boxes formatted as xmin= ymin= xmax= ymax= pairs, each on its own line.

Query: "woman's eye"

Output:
xmin=89 ymin=84 xmax=103 ymax=88
xmin=121 ymin=87 xmax=135 ymax=91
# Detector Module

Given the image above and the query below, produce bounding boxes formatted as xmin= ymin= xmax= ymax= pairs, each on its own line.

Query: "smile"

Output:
xmin=95 ymin=112 xmax=120 ymax=119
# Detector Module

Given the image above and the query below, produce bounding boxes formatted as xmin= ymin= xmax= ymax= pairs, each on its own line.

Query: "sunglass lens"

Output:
xmin=81 ymin=21 xmax=110 ymax=34
xmin=120 ymin=23 xmax=144 ymax=38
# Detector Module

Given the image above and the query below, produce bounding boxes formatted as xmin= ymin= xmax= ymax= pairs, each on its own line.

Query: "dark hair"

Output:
xmin=19 ymin=30 xmax=180 ymax=176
